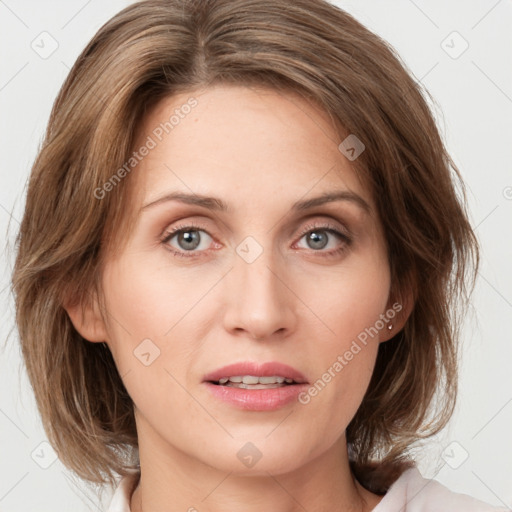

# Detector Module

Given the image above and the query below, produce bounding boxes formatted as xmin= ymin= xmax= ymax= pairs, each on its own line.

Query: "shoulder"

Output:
xmin=107 ymin=470 xmax=140 ymax=512
xmin=372 ymin=467 xmax=511 ymax=512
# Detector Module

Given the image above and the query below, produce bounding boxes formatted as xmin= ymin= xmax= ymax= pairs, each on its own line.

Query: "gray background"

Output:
xmin=1 ymin=0 xmax=511 ymax=510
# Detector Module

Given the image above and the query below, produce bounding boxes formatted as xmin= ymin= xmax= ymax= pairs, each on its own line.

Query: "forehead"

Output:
xmin=131 ymin=84 xmax=371 ymax=213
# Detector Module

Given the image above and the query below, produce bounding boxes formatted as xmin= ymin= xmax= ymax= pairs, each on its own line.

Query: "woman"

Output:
xmin=12 ymin=0 xmax=509 ymax=511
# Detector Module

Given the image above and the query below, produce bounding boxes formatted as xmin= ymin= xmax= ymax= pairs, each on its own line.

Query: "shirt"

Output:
xmin=107 ymin=466 xmax=511 ymax=512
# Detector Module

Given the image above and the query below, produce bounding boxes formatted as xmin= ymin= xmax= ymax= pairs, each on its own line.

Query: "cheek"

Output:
xmin=99 ymin=254 xmax=227 ymax=385
xmin=293 ymin=250 xmax=390 ymax=418
xmin=99 ymin=257 xmax=206 ymax=419
xmin=300 ymin=250 xmax=391 ymax=344
xmin=101 ymin=254 xmax=220 ymax=339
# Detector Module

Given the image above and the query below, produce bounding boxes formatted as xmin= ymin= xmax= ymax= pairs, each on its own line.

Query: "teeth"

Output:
xmin=216 ymin=375 xmax=294 ymax=385
xmin=243 ymin=376 xmax=260 ymax=384
xmin=259 ymin=376 xmax=284 ymax=384
xmin=226 ymin=382 xmax=286 ymax=389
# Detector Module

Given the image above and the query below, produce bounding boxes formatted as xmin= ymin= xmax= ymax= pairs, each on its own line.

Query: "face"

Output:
xmin=94 ymin=85 xmax=394 ymax=475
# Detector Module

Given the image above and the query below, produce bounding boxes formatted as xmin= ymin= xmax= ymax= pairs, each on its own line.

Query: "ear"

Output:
xmin=63 ymin=289 xmax=108 ymax=343
xmin=379 ymin=284 xmax=414 ymax=343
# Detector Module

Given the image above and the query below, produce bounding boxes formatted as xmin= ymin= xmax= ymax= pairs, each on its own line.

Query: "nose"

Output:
xmin=222 ymin=243 xmax=297 ymax=341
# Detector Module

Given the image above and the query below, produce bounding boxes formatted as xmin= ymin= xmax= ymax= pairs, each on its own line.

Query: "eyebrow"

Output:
xmin=141 ymin=190 xmax=371 ymax=213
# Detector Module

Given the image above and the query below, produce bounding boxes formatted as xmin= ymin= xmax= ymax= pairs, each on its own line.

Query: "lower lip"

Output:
xmin=203 ymin=382 xmax=309 ymax=411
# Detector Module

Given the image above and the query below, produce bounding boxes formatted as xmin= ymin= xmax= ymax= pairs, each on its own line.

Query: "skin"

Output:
xmin=67 ymin=84 xmax=410 ymax=512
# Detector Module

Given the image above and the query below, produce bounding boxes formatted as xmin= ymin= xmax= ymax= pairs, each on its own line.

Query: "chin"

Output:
xmin=198 ymin=435 xmax=314 ymax=476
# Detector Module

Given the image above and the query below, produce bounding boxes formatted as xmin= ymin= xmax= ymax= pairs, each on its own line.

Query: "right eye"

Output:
xmin=161 ymin=223 xmax=216 ymax=258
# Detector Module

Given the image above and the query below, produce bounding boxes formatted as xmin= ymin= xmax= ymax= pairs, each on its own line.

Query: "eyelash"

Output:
xmin=161 ymin=221 xmax=352 ymax=259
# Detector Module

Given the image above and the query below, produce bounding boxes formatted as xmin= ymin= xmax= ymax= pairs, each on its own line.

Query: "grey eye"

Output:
xmin=165 ymin=229 xmax=213 ymax=252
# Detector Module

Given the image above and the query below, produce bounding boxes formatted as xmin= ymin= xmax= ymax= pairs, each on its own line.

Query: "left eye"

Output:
xmin=296 ymin=227 xmax=345 ymax=251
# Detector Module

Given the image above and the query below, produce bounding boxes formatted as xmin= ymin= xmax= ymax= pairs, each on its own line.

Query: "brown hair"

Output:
xmin=11 ymin=0 xmax=479 ymax=493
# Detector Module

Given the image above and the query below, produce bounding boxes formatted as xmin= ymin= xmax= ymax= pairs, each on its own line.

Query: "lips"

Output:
xmin=203 ymin=361 xmax=308 ymax=385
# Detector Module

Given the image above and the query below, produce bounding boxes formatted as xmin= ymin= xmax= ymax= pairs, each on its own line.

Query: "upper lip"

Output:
xmin=203 ymin=361 xmax=308 ymax=384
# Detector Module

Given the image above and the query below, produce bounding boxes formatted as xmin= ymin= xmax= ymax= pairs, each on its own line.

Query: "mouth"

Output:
xmin=202 ymin=363 xmax=309 ymax=411
xmin=208 ymin=375 xmax=302 ymax=389
xmin=203 ymin=361 xmax=308 ymax=388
